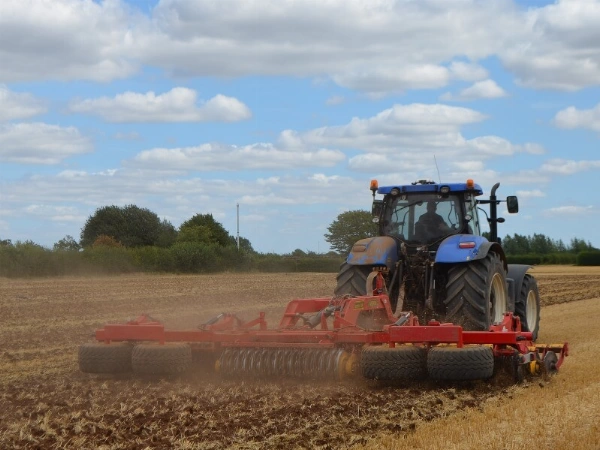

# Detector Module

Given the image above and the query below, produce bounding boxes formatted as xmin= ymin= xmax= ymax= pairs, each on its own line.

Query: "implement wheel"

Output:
xmin=428 ymin=346 xmax=494 ymax=381
xmin=132 ymin=343 xmax=192 ymax=375
xmin=78 ymin=342 xmax=132 ymax=373
xmin=444 ymin=252 xmax=509 ymax=331
xmin=361 ymin=345 xmax=426 ymax=381
xmin=515 ymin=274 xmax=540 ymax=340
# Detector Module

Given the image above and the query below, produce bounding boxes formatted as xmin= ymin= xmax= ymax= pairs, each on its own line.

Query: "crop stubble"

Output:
xmin=0 ymin=267 xmax=599 ymax=449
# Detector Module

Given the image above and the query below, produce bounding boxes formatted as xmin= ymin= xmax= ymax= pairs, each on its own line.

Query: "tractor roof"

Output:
xmin=377 ymin=181 xmax=483 ymax=196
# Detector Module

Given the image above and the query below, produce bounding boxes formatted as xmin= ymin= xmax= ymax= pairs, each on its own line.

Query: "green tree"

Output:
xmin=530 ymin=233 xmax=555 ymax=255
xmin=155 ymin=219 xmax=178 ymax=248
xmin=237 ymin=237 xmax=255 ymax=253
xmin=178 ymin=214 xmax=232 ymax=247
xmin=501 ymin=233 xmax=531 ymax=255
xmin=569 ymin=238 xmax=597 ymax=253
xmin=80 ymin=205 xmax=175 ymax=248
xmin=176 ymin=225 xmax=213 ymax=244
xmin=53 ymin=235 xmax=80 ymax=252
xmin=324 ymin=210 xmax=378 ymax=255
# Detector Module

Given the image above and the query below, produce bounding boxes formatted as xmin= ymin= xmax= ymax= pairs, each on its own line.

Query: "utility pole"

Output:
xmin=236 ymin=203 xmax=240 ymax=251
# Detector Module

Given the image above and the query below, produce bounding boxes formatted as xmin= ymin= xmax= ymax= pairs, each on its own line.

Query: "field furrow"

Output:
xmin=0 ymin=267 xmax=598 ymax=449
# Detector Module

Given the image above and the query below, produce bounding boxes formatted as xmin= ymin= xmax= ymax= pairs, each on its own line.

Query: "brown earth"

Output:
xmin=0 ymin=266 xmax=599 ymax=449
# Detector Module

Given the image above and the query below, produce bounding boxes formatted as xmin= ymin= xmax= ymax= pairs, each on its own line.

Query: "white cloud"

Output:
xmin=141 ymin=0 xmax=600 ymax=93
xmin=553 ymin=104 xmax=600 ymax=132
xmin=120 ymin=102 xmax=546 ymax=180
xmin=299 ymin=104 xmax=541 ymax=165
xmin=501 ymin=170 xmax=551 ymax=185
xmin=113 ymin=131 xmax=142 ymax=140
xmin=448 ymin=61 xmax=489 ymax=81
xmin=24 ymin=204 xmax=85 ymax=223
xmin=0 ymin=123 xmax=92 ymax=164
xmin=300 ymin=104 xmax=487 ymax=150
xmin=0 ymin=170 xmax=362 ymax=225
xmin=128 ymin=142 xmax=345 ymax=172
xmin=2 ymin=0 xmax=600 ymax=93
xmin=332 ymin=65 xmax=450 ymax=96
xmin=69 ymin=87 xmax=251 ymax=123
xmin=124 ymin=103 xmax=545 ymax=175
xmin=544 ymin=205 xmax=596 ymax=216
xmin=516 ymin=189 xmax=546 ymax=198
xmin=238 ymin=194 xmax=298 ymax=206
xmin=540 ymin=159 xmax=600 ymax=175
xmin=501 ymin=0 xmax=600 ymax=91
xmin=326 ymin=95 xmax=345 ymax=106
xmin=451 ymin=161 xmax=485 ymax=172
xmin=0 ymin=85 xmax=47 ymax=121
xmin=0 ymin=0 xmax=137 ymax=82
xmin=440 ymin=79 xmax=508 ymax=102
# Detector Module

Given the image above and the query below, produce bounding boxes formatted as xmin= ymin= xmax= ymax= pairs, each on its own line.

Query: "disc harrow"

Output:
xmin=218 ymin=348 xmax=352 ymax=380
xmin=79 ymin=291 xmax=568 ymax=383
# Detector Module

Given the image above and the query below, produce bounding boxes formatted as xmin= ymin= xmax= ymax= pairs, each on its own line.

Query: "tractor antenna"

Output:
xmin=434 ymin=155 xmax=442 ymax=183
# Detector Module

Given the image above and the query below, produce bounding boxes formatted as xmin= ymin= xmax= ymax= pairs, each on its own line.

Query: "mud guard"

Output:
xmin=346 ymin=236 xmax=398 ymax=270
xmin=435 ymin=235 xmax=507 ymax=270
xmin=506 ymin=264 xmax=532 ymax=306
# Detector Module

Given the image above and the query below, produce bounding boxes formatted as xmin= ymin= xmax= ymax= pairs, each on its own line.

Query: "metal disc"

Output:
xmin=543 ymin=351 xmax=558 ymax=375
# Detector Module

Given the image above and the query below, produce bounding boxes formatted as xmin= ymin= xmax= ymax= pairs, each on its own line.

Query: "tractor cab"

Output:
xmin=371 ymin=180 xmax=483 ymax=246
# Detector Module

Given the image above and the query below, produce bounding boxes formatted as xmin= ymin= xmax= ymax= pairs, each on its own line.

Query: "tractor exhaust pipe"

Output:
xmin=489 ymin=182 xmax=500 ymax=243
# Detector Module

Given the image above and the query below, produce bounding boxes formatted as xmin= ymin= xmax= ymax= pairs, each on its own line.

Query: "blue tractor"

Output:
xmin=334 ymin=179 xmax=541 ymax=339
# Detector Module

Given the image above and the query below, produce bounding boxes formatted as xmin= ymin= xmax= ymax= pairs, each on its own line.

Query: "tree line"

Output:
xmin=2 ymin=206 xmax=599 ymax=277
xmin=498 ymin=233 xmax=595 ymax=255
xmin=0 ymin=205 xmax=342 ymax=278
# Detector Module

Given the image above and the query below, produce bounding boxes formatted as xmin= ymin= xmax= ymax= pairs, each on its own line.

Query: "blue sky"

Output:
xmin=1 ymin=0 xmax=599 ymax=254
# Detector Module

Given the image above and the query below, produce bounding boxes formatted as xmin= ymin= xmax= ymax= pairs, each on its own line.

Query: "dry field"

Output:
xmin=1 ymin=266 xmax=599 ymax=450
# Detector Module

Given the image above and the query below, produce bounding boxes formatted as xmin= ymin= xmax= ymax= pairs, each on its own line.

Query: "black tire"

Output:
xmin=132 ymin=343 xmax=192 ymax=375
xmin=444 ymin=252 xmax=509 ymax=331
xmin=427 ymin=346 xmax=494 ymax=381
xmin=514 ymin=274 xmax=540 ymax=340
xmin=361 ymin=345 xmax=426 ymax=381
xmin=78 ymin=342 xmax=132 ymax=373
xmin=334 ymin=262 xmax=372 ymax=297
xmin=334 ymin=262 xmax=400 ymax=312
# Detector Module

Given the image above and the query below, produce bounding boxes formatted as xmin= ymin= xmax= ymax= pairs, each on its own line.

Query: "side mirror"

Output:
xmin=507 ymin=196 xmax=519 ymax=213
xmin=372 ymin=200 xmax=383 ymax=218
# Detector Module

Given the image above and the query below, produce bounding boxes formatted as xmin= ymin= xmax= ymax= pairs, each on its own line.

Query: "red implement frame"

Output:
xmin=93 ymin=293 xmax=568 ymax=370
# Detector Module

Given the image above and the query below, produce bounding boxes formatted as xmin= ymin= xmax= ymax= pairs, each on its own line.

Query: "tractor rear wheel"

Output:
xmin=514 ymin=274 xmax=540 ymax=340
xmin=427 ymin=346 xmax=494 ymax=381
xmin=444 ymin=252 xmax=509 ymax=331
xmin=334 ymin=263 xmax=400 ymax=312
xmin=78 ymin=342 xmax=132 ymax=373
xmin=132 ymin=343 xmax=192 ymax=375
xmin=334 ymin=262 xmax=371 ymax=297
xmin=361 ymin=345 xmax=426 ymax=381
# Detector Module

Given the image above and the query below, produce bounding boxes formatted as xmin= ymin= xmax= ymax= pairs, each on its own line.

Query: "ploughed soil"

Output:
xmin=0 ymin=267 xmax=598 ymax=449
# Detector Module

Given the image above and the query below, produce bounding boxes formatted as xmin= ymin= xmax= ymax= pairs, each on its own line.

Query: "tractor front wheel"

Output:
xmin=444 ymin=252 xmax=509 ymax=331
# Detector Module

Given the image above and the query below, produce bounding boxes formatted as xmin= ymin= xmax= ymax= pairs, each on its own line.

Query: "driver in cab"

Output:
xmin=416 ymin=201 xmax=450 ymax=239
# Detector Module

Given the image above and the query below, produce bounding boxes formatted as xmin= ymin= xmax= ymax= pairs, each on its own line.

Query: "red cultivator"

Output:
xmin=79 ymin=290 xmax=568 ymax=384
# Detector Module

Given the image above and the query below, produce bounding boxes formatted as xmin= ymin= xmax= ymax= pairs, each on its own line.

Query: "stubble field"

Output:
xmin=1 ymin=266 xmax=599 ymax=449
